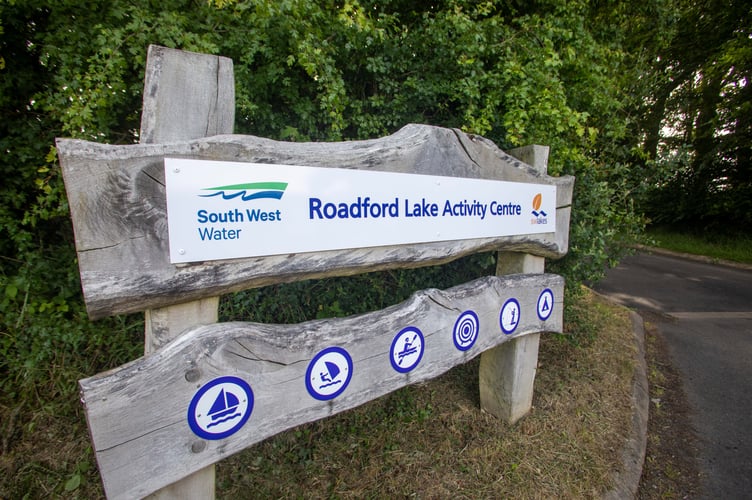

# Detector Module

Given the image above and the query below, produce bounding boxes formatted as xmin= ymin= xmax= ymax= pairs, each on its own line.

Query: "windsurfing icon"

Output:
xmin=306 ymin=346 xmax=353 ymax=401
xmin=187 ymin=376 xmax=254 ymax=440
xmin=319 ymin=361 xmax=342 ymax=389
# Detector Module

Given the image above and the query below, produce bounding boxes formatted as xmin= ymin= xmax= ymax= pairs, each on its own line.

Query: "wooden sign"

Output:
xmin=79 ymin=273 xmax=564 ymax=499
xmin=60 ymin=46 xmax=574 ymax=499
xmin=57 ymin=125 xmax=573 ymax=319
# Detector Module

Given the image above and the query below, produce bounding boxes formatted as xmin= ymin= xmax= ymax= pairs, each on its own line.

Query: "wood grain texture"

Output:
xmin=138 ymin=44 xmax=231 ymax=498
xmin=79 ymin=273 xmax=564 ymax=500
xmin=57 ymin=125 xmax=574 ymax=319
xmin=139 ymin=45 xmax=234 ymax=144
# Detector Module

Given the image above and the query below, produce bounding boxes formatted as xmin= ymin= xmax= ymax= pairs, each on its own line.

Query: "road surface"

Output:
xmin=595 ymin=251 xmax=752 ymax=499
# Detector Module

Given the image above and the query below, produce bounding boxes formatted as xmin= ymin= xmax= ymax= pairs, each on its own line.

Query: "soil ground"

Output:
xmin=638 ymin=315 xmax=703 ymax=499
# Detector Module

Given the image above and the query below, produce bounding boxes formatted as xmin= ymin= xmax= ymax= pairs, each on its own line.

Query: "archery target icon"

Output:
xmin=453 ymin=310 xmax=480 ymax=351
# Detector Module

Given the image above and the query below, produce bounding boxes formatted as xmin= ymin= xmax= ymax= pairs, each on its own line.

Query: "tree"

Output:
xmin=632 ymin=0 xmax=752 ymax=230
xmin=1 ymin=0 xmax=646 ymax=401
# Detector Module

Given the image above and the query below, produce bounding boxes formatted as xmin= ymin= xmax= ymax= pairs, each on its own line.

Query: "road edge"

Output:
xmin=633 ymin=244 xmax=752 ymax=271
xmin=603 ymin=310 xmax=649 ymax=500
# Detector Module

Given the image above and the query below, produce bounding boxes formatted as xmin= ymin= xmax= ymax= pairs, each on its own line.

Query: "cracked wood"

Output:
xmin=57 ymin=124 xmax=573 ymax=319
xmin=79 ymin=273 xmax=564 ymax=500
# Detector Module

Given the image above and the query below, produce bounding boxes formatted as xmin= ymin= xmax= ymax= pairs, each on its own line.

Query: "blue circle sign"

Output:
xmin=453 ymin=310 xmax=480 ymax=351
xmin=306 ymin=346 xmax=353 ymax=401
xmin=537 ymin=288 xmax=554 ymax=321
xmin=390 ymin=326 xmax=425 ymax=373
xmin=187 ymin=376 xmax=253 ymax=440
xmin=500 ymin=298 xmax=521 ymax=334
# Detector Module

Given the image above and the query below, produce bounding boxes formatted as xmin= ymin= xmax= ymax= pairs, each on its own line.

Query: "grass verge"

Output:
xmin=0 ymin=289 xmax=636 ymax=499
xmin=646 ymin=226 xmax=752 ymax=264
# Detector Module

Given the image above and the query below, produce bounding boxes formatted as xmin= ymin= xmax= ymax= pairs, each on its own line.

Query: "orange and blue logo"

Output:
xmin=199 ymin=182 xmax=288 ymax=201
xmin=531 ymin=193 xmax=549 ymax=224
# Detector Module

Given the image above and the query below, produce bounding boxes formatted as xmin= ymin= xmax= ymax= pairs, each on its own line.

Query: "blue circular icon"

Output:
xmin=537 ymin=288 xmax=554 ymax=321
xmin=453 ymin=310 xmax=480 ymax=351
xmin=306 ymin=346 xmax=353 ymax=401
xmin=390 ymin=326 xmax=425 ymax=373
xmin=187 ymin=376 xmax=253 ymax=440
xmin=500 ymin=298 xmax=521 ymax=335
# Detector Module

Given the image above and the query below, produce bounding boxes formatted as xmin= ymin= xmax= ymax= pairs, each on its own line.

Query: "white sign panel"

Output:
xmin=164 ymin=158 xmax=556 ymax=264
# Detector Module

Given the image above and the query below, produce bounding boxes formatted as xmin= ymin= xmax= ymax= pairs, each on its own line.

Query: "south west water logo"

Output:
xmin=195 ymin=181 xmax=287 ymax=241
xmin=531 ymin=193 xmax=548 ymax=225
xmin=199 ymin=182 xmax=288 ymax=201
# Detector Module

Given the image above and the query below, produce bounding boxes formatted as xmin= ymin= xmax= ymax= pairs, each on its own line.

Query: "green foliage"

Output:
xmin=0 ymin=0 xmax=649 ymax=428
xmin=647 ymin=225 xmax=752 ymax=264
xmin=220 ymin=253 xmax=496 ymax=322
xmin=630 ymin=0 xmax=752 ymax=230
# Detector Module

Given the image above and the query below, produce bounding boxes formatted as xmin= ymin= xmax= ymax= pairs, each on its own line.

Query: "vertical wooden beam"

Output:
xmin=140 ymin=45 xmax=234 ymax=500
xmin=479 ymin=145 xmax=549 ymax=424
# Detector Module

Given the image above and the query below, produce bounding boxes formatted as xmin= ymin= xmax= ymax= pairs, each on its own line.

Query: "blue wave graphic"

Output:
xmin=199 ymin=190 xmax=284 ymax=201
xmin=206 ymin=412 xmax=242 ymax=428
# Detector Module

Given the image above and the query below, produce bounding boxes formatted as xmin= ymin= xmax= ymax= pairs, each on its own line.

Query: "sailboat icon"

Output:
xmin=206 ymin=388 xmax=242 ymax=428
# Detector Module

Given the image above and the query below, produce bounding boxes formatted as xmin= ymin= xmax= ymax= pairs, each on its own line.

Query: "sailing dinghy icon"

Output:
xmin=206 ymin=388 xmax=242 ymax=428
xmin=187 ymin=376 xmax=254 ymax=440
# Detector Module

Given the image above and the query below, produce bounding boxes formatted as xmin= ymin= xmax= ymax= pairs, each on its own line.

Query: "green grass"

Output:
xmin=647 ymin=226 xmax=752 ymax=264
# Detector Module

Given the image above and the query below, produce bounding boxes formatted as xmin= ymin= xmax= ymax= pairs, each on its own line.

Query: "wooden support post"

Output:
xmin=479 ymin=145 xmax=549 ymax=424
xmin=140 ymin=45 xmax=234 ymax=500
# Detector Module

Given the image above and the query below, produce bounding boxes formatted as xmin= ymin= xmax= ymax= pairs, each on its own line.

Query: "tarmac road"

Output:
xmin=595 ymin=251 xmax=752 ymax=499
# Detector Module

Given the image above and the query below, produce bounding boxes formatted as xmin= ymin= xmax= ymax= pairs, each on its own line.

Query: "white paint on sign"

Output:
xmin=165 ymin=158 xmax=557 ymax=263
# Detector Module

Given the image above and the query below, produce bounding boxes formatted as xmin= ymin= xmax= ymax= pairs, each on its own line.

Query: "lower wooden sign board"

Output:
xmin=79 ymin=273 xmax=564 ymax=499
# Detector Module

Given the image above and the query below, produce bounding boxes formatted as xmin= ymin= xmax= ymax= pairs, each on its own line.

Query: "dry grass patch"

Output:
xmin=217 ymin=289 xmax=636 ymax=499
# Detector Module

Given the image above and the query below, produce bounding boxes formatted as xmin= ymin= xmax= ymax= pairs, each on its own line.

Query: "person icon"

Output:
xmin=397 ymin=335 xmax=419 ymax=365
xmin=500 ymin=298 xmax=521 ymax=334
xmin=390 ymin=327 xmax=424 ymax=373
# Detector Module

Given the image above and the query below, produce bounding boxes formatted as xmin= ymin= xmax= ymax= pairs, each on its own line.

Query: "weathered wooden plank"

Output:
xmin=80 ymin=273 xmax=564 ymax=499
xmin=57 ymin=125 xmax=574 ymax=319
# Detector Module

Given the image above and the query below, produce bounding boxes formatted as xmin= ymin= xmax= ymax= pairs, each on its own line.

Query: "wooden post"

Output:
xmin=479 ymin=145 xmax=549 ymax=424
xmin=141 ymin=45 xmax=234 ymax=500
